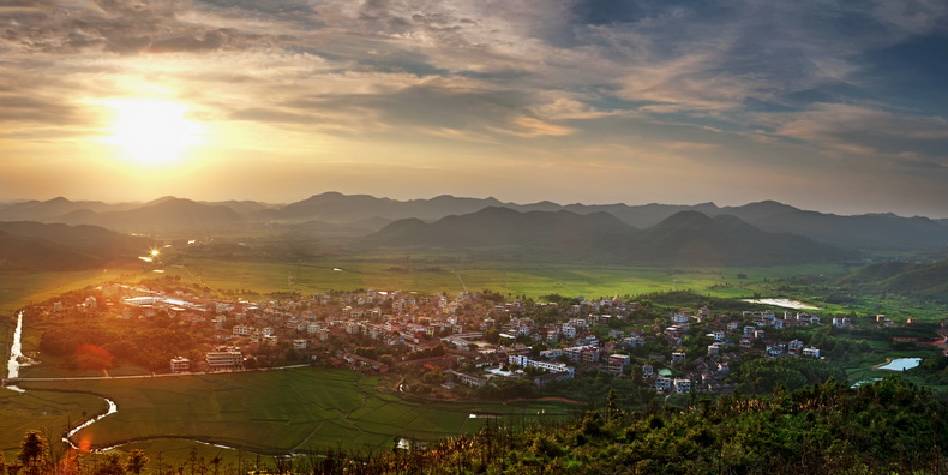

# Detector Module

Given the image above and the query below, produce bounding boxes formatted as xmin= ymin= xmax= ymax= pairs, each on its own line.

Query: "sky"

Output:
xmin=1 ymin=0 xmax=947 ymax=217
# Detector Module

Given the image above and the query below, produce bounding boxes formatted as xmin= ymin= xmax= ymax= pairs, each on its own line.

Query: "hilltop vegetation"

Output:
xmin=307 ymin=379 xmax=948 ymax=474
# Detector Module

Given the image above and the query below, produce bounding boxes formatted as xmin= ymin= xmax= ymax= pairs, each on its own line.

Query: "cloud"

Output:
xmin=769 ymin=103 xmax=948 ymax=166
xmin=3 ymin=0 xmax=948 ymax=214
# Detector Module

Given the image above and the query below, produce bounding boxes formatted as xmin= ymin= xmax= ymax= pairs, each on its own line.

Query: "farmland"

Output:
xmin=159 ymin=256 xmax=844 ymax=300
xmin=0 ymin=389 xmax=107 ymax=457
xmin=19 ymin=367 xmax=575 ymax=456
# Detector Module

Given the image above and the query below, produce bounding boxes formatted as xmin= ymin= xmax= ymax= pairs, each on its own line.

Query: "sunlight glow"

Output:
xmin=102 ymin=98 xmax=205 ymax=165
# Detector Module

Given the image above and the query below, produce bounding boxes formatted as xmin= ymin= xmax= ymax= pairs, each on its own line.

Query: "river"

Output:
xmin=5 ymin=310 xmax=119 ymax=449
xmin=5 ymin=311 xmax=24 ymax=392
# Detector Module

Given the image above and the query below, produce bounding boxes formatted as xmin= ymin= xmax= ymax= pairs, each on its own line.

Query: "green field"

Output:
xmin=20 ymin=368 xmax=574 ymax=455
xmin=0 ymin=268 xmax=141 ymax=315
xmin=162 ymin=256 xmax=843 ymax=300
xmin=0 ymin=388 xmax=107 ymax=455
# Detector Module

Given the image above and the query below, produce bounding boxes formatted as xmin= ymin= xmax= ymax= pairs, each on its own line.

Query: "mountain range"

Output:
xmin=365 ymin=207 xmax=850 ymax=266
xmin=2 ymin=192 xmax=947 ymax=252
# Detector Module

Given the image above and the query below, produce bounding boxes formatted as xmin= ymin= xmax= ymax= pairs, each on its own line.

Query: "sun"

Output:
xmin=102 ymin=98 xmax=205 ymax=165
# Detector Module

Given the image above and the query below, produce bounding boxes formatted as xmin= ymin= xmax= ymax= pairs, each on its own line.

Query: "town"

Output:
xmin=11 ymin=274 xmax=899 ymax=404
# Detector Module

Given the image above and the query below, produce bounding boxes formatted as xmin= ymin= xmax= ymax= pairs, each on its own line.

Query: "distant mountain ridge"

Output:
xmin=64 ymin=197 xmax=245 ymax=234
xmin=367 ymin=208 xmax=850 ymax=266
xmin=3 ymin=193 xmax=947 ymax=251
xmin=269 ymin=193 xmax=948 ymax=251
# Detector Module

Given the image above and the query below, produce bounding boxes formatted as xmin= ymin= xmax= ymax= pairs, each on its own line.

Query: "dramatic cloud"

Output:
xmin=1 ymin=0 xmax=947 ymax=215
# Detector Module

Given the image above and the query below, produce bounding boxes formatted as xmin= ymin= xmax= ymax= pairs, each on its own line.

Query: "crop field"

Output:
xmin=160 ymin=256 xmax=843 ymax=300
xmin=0 ymin=268 xmax=141 ymax=315
xmin=0 ymin=388 xmax=107 ymax=456
xmin=20 ymin=368 xmax=575 ymax=455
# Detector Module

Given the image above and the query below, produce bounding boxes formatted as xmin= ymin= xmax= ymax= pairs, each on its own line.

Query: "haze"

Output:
xmin=2 ymin=0 xmax=947 ymax=217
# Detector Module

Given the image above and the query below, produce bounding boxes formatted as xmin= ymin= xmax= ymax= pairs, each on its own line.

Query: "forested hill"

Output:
xmin=366 ymin=208 xmax=850 ymax=266
xmin=311 ymin=378 xmax=944 ymax=474
xmin=841 ymin=258 xmax=948 ymax=302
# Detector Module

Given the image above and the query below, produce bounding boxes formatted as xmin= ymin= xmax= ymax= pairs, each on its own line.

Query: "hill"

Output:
xmin=6 ymin=193 xmax=947 ymax=251
xmin=0 ymin=231 xmax=100 ymax=270
xmin=271 ymin=193 xmax=948 ymax=251
xmin=843 ymin=259 xmax=948 ymax=301
xmin=0 ymin=221 xmax=151 ymax=270
xmin=0 ymin=197 xmax=135 ymax=221
xmin=627 ymin=211 xmax=850 ymax=266
xmin=66 ymin=197 xmax=244 ymax=234
xmin=717 ymin=201 xmax=948 ymax=251
xmin=368 ymin=208 xmax=848 ymax=265
xmin=365 ymin=207 xmax=634 ymax=260
xmin=263 ymin=191 xmax=504 ymax=223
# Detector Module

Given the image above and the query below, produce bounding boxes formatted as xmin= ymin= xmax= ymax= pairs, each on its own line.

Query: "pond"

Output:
xmin=877 ymin=357 xmax=922 ymax=371
xmin=741 ymin=298 xmax=820 ymax=310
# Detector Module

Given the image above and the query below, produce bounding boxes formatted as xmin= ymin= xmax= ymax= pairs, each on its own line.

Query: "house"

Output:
xmin=169 ymin=357 xmax=190 ymax=373
xmin=671 ymin=351 xmax=686 ymax=364
xmin=205 ymin=347 xmax=242 ymax=370
xmin=655 ymin=376 xmax=673 ymax=392
xmin=292 ymin=339 xmax=308 ymax=350
xmin=564 ymin=345 xmax=601 ymax=363
xmin=641 ymin=364 xmax=654 ymax=379
xmin=447 ymin=370 xmax=487 ymax=388
xmin=671 ymin=313 xmax=690 ymax=324
xmin=788 ymin=339 xmax=805 ymax=352
xmin=707 ymin=343 xmax=721 ymax=357
xmin=509 ymin=355 xmax=575 ymax=379
xmin=802 ymin=347 xmax=822 ymax=358
xmin=766 ymin=345 xmax=785 ymax=357
xmin=233 ymin=325 xmax=252 ymax=336
xmin=607 ymin=354 xmax=631 ymax=375
xmin=673 ymin=378 xmax=692 ymax=394
xmin=624 ymin=335 xmax=646 ymax=348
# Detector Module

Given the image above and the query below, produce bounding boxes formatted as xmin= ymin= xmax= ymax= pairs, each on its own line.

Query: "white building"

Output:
xmin=169 ymin=357 xmax=190 ymax=373
xmin=802 ymin=347 xmax=822 ymax=358
xmin=508 ymin=355 xmax=576 ymax=378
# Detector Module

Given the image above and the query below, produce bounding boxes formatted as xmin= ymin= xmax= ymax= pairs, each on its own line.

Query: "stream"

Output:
xmin=5 ymin=311 xmax=24 ymax=392
xmin=5 ymin=310 xmax=119 ymax=450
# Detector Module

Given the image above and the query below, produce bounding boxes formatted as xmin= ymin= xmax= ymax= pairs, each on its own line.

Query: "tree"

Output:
xmin=125 ymin=449 xmax=148 ymax=474
xmin=18 ymin=431 xmax=48 ymax=474
xmin=606 ymin=388 xmax=620 ymax=421
xmin=96 ymin=454 xmax=126 ymax=475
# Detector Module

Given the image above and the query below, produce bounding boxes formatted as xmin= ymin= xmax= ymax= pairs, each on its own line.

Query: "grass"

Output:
xmin=161 ymin=256 xmax=843 ymax=300
xmin=0 ymin=388 xmax=107 ymax=454
xmin=20 ymin=367 xmax=575 ymax=455
xmin=0 ymin=269 xmax=139 ymax=315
